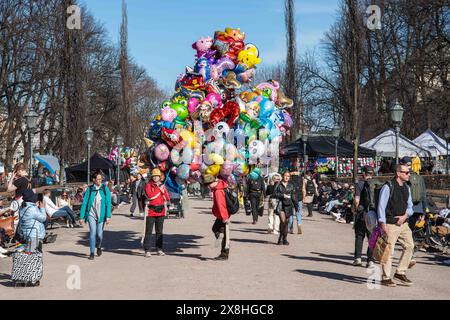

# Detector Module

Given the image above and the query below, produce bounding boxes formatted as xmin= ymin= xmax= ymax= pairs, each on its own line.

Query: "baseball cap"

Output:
xmin=400 ymin=156 xmax=412 ymax=165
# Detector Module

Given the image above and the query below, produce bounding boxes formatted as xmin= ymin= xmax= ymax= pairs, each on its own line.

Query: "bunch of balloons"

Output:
xmin=142 ymin=27 xmax=294 ymax=189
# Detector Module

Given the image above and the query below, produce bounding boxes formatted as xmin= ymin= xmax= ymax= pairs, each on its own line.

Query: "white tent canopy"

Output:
xmin=361 ymin=129 xmax=431 ymax=158
xmin=413 ymin=129 xmax=450 ymax=157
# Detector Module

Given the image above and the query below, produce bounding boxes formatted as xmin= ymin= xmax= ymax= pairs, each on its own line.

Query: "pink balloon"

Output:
xmin=161 ymin=106 xmax=177 ymax=122
xmin=188 ymin=98 xmax=200 ymax=114
xmin=219 ymin=160 xmax=234 ymax=177
xmin=205 ymin=93 xmax=223 ymax=108
xmin=154 ymin=144 xmax=170 ymax=161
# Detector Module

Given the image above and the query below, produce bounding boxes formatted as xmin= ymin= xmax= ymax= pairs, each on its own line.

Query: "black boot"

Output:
xmin=277 ymin=235 xmax=283 ymax=245
xmin=215 ymin=249 xmax=229 ymax=260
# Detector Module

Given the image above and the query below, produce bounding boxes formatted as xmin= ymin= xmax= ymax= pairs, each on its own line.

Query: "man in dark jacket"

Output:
xmin=245 ymin=168 xmax=265 ymax=225
xmin=353 ymin=166 xmax=375 ymax=267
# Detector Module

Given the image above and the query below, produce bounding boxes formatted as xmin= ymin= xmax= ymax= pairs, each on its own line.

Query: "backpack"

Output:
xmin=224 ymin=188 xmax=239 ymax=215
xmin=306 ymin=179 xmax=315 ymax=196
xmin=409 ymin=173 xmax=423 ymax=203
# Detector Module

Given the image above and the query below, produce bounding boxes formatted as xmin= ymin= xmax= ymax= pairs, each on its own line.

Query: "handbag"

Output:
xmin=148 ymin=204 xmax=164 ymax=213
xmin=372 ymin=234 xmax=391 ymax=264
xmin=0 ymin=216 xmax=15 ymax=237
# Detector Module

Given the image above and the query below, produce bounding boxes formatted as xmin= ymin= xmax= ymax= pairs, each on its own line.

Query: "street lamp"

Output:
xmin=25 ymin=110 xmax=39 ymax=178
xmin=302 ymin=133 xmax=308 ymax=172
xmin=84 ymin=128 xmax=94 ymax=184
xmin=445 ymin=130 xmax=450 ymax=175
xmin=332 ymin=127 xmax=340 ymax=179
xmin=116 ymin=135 xmax=124 ymax=189
xmin=390 ymin=100 xmax=405 ymax=165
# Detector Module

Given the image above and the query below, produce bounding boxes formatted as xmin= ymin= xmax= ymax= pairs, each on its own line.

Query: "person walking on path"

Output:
xmin=130 ymin=174 xmax=146 ymax=217
xmin=353 ymin=166 xmax=375 ymax=267
xmin=302 ymin=171 xmax=318 ymax=217
xmin=80 ymin=171 xmax=112 ymax=260
xmin=245 ymin=168 xmax=265 ymax=225
xmin=203 ymin=174 xmax=231 ymax=260
xmin=266 ymin=174 xmax=281 ymax=234
xmin=401 ymin=156 xmax=428 ymax=269
xmin=143 ymin=169 xmax=170 ymax=258
xmin=273 ymin=171 xmax=297 ymax=245
xmin=378 ymin=164 xmax=415 ymax=287
xmin=288 ymin=171 xmax=303 ymax=234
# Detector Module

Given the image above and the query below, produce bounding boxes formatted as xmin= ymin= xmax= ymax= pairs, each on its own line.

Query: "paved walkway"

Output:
xmin=1 ymin=197 xmax=449 ymax=299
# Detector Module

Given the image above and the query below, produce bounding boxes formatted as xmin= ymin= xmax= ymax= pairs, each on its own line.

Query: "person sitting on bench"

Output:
xmin=43 ymin=189 xmax=81 ymax=228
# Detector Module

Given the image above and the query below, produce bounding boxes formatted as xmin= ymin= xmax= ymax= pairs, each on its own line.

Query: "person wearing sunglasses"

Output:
xmin=377 ymin=164 xmax=414 ymax=287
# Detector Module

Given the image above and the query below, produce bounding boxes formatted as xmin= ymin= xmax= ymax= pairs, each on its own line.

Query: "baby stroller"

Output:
xmin=167 ymin=190 xmax=184 ymax=219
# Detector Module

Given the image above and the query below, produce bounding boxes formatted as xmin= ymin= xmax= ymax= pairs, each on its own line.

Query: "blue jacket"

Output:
xmin=80 ymin=184 xmax=112 ymax=223
xmin=19 ymin=202 xmax=47 ymax=241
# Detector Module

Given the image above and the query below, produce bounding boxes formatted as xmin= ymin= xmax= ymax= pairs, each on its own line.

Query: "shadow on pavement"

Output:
xmin=231 ymin=238 xmax=272 ymax=245
xmin=282 ymin=254 xmax=354 ymax=267
xmin=296 ymin=269 xmax=368 ymax=284
xmin=232 ymin=228 xmax=269 ymax=235
xmin=310 ymin=252 xmax=355 ymax=261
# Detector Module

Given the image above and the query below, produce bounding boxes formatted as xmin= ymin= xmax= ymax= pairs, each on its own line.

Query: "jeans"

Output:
xmin=51 ymin=206 xmax=77 ymax=224
xmin=143 ymin=216 xmax=165 ymax=251
xmin=289 ymin=201 xmax=303 ymax=230
xmin=354 ymin=217 xmax=373 ymax=261
xmin=87 ymin=215 xmax=105 ymax=254
xmin=325 ymin=200 xmax=342 ymax=214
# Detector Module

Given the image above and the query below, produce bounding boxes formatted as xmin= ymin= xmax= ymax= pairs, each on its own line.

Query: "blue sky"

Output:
xmin=81 ymin=0 xmax=339 ymax=91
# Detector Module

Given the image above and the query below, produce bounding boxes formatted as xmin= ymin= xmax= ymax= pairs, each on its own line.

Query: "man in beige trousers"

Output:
xmin=377 ymin=164 xmax=415 ymax=287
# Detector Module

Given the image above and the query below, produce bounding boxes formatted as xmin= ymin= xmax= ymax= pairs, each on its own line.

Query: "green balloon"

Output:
xmin=171 ymin=103 xmax=189 ymax=121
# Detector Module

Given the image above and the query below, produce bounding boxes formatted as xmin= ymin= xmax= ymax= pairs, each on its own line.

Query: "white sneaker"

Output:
xmin=273 ymin=231 xmax=280 ymax=235
xmin=0 ymin=253 xmax=8 ymax=259
xmin=331 ymin=212 xmax=341 ymax=219
xmin=366 ymin=261 xmax=375 ymax=268
xmin=0 ymin=246 xmax=8 ymax=254
xmin=353 ymin=258 xmax=362 ymax=266
xmin=336 ymin=218 xmax=346 ymax=223
xmin=157 ymin=250 xmax=165 ymax=256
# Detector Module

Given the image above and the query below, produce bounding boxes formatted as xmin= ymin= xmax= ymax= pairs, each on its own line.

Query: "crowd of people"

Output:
xmin=0 ymin=156 xmax=449 ymax=287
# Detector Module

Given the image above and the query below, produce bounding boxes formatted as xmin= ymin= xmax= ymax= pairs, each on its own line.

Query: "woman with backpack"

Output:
xmin=143 ymin=168 xmax=170 ymax=258
xmin=303 ymin=171 xmax=319 ymax=217
xmin=80 ymin=171 xmax=112 ymax=260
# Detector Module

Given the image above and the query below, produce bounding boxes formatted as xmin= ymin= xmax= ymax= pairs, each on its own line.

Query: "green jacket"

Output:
xmin=80 ymin=184 xmax=112 ymax=223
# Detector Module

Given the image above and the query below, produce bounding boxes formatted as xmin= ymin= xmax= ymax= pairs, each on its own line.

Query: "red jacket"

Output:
xmin=145 ymin=181 xmax=170 ymax=217
xmin=211 ymin=179 xmax=229 ymax=221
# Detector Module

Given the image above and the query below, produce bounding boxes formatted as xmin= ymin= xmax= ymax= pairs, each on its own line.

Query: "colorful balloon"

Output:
xmin=154 ymin=144 xmax=170 ymax=161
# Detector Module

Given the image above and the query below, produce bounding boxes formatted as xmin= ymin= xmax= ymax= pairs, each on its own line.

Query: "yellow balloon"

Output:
xmin=412 ymin=156 xmax=421 ymax=174
xmin=143 ymin=137 xmax=154 ymax=148
xmin=180 ymin=130 xmax=194 ymax=148
xmin=206 ymin=164 xmax=221 ymax=176
xmin=209 ymin=153 xmax=224 ymax=165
